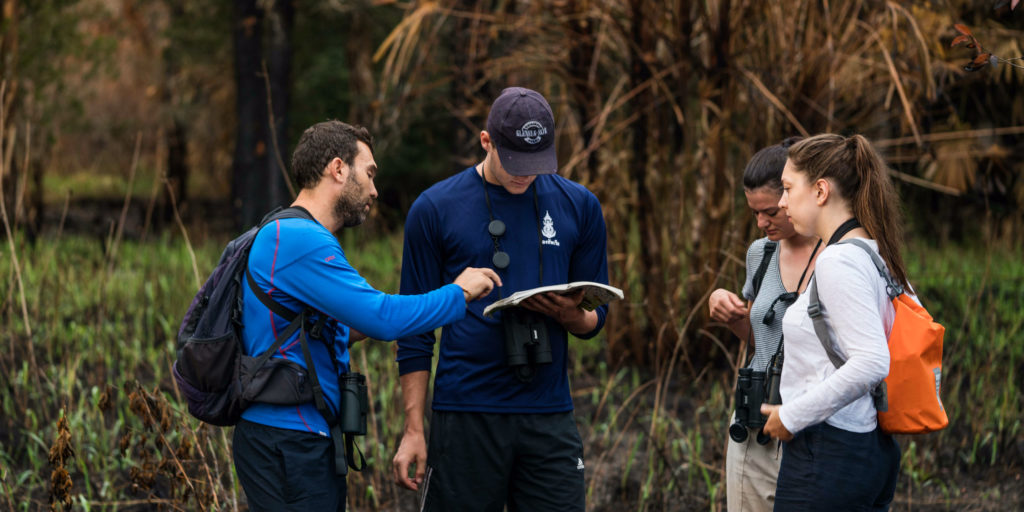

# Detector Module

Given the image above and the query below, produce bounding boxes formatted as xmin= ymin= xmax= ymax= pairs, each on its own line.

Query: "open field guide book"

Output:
xmin=482 ymin=281 xmax=624 ymax=317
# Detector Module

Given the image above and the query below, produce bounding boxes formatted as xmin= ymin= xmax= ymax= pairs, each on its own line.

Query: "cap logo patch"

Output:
xmin=515 ymin=120 xmax=547 ymax=144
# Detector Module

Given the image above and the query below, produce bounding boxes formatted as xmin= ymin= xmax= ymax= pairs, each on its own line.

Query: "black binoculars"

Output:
xmin=729 ymin=351 xmax=783 ymax=445
xmin=339 ymin=372 xmax=369 ymax=435
xmin=502 ymin=308 xmax=552 ymax=382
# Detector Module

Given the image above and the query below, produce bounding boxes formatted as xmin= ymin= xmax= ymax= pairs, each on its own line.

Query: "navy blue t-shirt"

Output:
xmin=397 ymin=167 xmax=610 ymax=413
xmin=241 ymin=216 xmax=466 ymax=435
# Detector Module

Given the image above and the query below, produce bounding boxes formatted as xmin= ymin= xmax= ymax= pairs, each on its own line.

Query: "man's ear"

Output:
xmin=480 ymin=130 xmax=493 ymax=152
xmin=330 ymin=157 xmax=349 ymax=184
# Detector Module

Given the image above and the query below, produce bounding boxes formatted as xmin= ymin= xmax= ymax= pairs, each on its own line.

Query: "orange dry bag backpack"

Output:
xmin=807 ymin=239 xmax=948 ymax=435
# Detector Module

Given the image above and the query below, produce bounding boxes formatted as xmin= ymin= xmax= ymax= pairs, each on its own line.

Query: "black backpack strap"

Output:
xmin=290 ymin=318 xmax=350 ymax=476
xmin=293 ymin=321 xmax=332 ymax=419
xmin=243 ymin=205 xmax=316 ymax=322
xmin=245 ymin=269 xmax=300 ymax=322
xmin=751 ymin=240 xmax=778 ymax=299
xmin=297 ymin=321 xmax=366 ymax=473
xmin=246 ymin=312 xmax=307 ymax=371
xmin=257 ymin=205 xmax=314 ymax=226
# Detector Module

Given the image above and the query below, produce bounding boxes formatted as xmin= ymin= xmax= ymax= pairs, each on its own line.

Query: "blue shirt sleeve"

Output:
xmin=567 ymin=191 xmax=609 ymax=339
xmin=265 ymin=221 xmax=465 ymax=342
xmin=395 ymin=195 xmax=445 ymax=374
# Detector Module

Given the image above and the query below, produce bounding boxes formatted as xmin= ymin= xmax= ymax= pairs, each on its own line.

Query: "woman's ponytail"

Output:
xmin=848 ymin=135 xmax=908 ymax=289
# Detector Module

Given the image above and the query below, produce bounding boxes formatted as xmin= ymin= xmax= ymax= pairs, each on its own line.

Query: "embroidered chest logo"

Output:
xmin=515 ymin=120 xmax=547 ymax=144
xmin=541 ymin=210 xmax=560 ymax=246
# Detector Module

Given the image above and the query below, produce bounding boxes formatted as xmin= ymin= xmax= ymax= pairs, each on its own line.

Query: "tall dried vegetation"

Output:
xmin=374 ymin=0 xmax=1024 ymax=368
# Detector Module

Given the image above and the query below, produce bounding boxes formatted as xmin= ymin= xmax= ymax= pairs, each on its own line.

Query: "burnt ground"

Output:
xmin=374 ymin=370 xmax=1023 ymax=511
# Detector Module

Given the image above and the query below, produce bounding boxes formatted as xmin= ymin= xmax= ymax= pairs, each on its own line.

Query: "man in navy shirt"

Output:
xmin=234 ymin=120 xmax=500 ymax=511
xmin=393 ymin=88 xmax=610 ymax=511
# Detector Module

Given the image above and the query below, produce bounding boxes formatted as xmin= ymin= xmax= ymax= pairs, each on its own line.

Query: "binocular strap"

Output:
xmin=328 ymin=424 xmax=366 ymax=476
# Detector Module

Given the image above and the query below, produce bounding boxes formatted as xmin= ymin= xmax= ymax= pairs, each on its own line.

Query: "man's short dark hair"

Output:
xmin=290 ymin=121 xmax=374 ymax=190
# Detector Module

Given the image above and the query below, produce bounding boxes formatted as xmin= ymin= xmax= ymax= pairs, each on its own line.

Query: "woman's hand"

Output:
xmin=709 ymin=289 xmax=749 ymax=324
xmin=760 ymin=404 xmax=794 ymax=442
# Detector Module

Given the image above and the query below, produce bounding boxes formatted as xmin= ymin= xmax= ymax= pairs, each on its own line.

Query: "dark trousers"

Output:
xmin=232 ymin=420 xmax=347 ymax=512
xmin=775 ymin=422 xmax=900 ymax=511
xmin=421 ymin=411 xmax=585 ymax=512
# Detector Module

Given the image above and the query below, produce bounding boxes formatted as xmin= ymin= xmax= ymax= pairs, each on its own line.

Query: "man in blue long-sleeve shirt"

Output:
xmin=233 ymin=120 xmax=500 ymax=511
xmin=392 ymin=88 xmax=610 ymax=511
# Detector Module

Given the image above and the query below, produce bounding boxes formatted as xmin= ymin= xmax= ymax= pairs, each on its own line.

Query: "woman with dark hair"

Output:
xmin=708 ymin=137 xmax=820 ymax=512
xmin=761 ymin=134 xmax=904 ymax=510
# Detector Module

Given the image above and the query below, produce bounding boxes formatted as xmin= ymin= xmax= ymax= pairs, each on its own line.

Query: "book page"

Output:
xmin=482 ymin=282 xmax=623 ymax=317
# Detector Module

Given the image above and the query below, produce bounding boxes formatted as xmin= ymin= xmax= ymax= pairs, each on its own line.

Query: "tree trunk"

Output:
xmin=564 ymin=0 xmax=599 ymax=180
xmin=161 ymin=1 xmax=188 ymax=227
xmin=163 ymin=117 xmax=188 ymax=223
xmin=686 ymin=0 xmax=735 ymax=367
xmin=345 ymin=7 xmax=374 ymax=124
xmin=232 ymin=0 xmax=292 ymax=229
xmin=624 ymin=0 xmax=662 ymax=366
xmin=448 ymin=0 xmax=491 ymax=168
xmin=0 ymin=0 xmax=19 ymax=227
xmin=265 ymin=0 xmax=293 ymax=207
xmin=232 ymin=0 xmax=267 ymax=229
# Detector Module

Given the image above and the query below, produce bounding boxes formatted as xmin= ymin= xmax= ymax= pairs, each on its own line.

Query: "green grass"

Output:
xmin=0 ymin=229 xmax=1021 ymax=510
xmin=42 ymin=164 xmax=229 ymax=205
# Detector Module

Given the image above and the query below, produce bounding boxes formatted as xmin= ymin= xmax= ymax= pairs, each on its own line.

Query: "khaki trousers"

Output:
xmin=725 ymin=416 xmax=782 ymax=512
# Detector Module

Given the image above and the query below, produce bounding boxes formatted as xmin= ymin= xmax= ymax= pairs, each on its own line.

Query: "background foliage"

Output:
xmin=1 ymin=0 xmax=1022 ymax=510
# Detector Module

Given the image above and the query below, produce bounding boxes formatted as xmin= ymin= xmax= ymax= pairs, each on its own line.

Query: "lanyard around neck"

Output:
xmin=478 ymin=167 xmax=544 ymax=289
xmin=762 ymin=238 xmax=822 ymax=326
xmin=794 ymin=238 xmax=823 ymax=292
xmin=827 ymin=218 xmax=862 ymax=246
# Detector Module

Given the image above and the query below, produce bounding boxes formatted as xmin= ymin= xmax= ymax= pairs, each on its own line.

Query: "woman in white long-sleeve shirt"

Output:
xmin=761 ymin=134 xmax=904 ymax=510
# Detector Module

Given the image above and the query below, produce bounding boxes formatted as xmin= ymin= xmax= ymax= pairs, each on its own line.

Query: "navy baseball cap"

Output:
xmin=485 ymin=87 xmax=557 ymax=176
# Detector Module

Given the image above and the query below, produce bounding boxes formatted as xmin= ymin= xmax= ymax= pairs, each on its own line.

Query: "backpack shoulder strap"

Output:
xmin=751 ymin=240 xmax=778 ymax=299
xmin=807 ymin=277 xmax=847 ymax=369
xmin=807 ymin=240 xmax=892 ymax=410
xmin=245 ymin=206 xmax=318 ymax=320
xmin=807 ymin=240 xmax=899 ymax=364
xmin=256 ymin=205 xmax=315 ymax=226
xmin=838 ymin=239 xmax=903 ymax=299
xmin=808 ymin=274 xmax=889 ymax=409
xmin=246 ymin=269 xmax=300 ymax=321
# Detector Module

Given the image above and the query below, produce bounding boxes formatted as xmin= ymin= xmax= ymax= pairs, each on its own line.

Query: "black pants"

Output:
xmin=421 ymin=411 xmax=585 ymax=512
xmin=232 ymin=420 xmax=347 ymax=511
xmin=775 ymin=422 xmax=900 ymax=511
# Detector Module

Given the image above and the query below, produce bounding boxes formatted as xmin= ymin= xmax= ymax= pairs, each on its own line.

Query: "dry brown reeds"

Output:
xmin=47 ymin=412 xmax=74 ymax=511
xmin=372 ymin=0 xmax=1015 ymax=367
